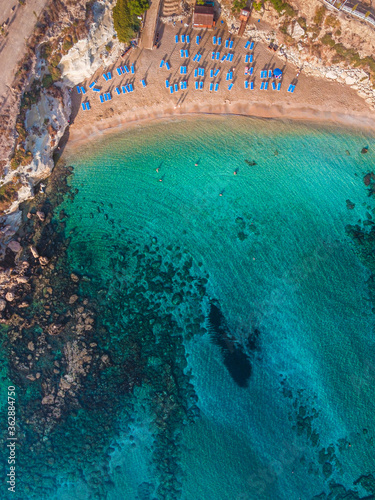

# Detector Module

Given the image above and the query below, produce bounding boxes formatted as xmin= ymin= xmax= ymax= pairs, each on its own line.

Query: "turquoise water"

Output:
xmin=16 ymin=116 xmax=375 ymax=499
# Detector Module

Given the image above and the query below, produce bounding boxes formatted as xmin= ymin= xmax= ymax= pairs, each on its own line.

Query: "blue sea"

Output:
xmin=3 ymin=115 xmax=375 ymax=499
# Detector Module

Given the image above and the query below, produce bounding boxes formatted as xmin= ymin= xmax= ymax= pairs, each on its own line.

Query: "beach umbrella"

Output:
xmin=273 ymin=68 xmax=282 ymax=78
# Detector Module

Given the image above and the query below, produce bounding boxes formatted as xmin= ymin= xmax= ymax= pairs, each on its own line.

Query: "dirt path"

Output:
xmin=139 ymin=0 xmax=162 ymax=50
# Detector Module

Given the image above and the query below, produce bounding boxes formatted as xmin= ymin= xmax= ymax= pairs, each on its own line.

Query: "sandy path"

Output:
xmin=140 ymin=0 xmax=162 ymax=50
xmin=67 ymin=22 xmax=375 ymax=148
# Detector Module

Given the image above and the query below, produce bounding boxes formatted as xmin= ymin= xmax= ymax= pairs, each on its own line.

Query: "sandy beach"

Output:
xmin=67 ymin=22 xmax=375 ymax=150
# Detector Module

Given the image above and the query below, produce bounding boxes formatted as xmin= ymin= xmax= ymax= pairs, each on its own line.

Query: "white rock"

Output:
xmin=345 ymin=76 xmax=356 ymax=85
xmin=326 ymin=71 xmax=338 ymax=80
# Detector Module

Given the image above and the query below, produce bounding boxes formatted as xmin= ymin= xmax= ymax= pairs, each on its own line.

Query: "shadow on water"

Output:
xmin=207 ymin=300 xmax=252 ymax=388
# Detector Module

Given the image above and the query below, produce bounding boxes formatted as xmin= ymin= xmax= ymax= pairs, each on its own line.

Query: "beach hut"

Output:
xmin=273 ymin=68 xmax=283 ymax=79
xmin=193 ymin=4 xmax=215 ymax=29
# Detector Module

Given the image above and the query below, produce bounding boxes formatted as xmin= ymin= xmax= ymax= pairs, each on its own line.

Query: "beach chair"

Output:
xmin=212 ymin=52 xmax=215 ymax=60
xmin=128 ymin=84 xmax=133 ymax=92
xmin=277 ymin=82 xmax=281 ymax=91
xmin=104 ymin=93 xmax=108 ymax=101
xmin=180 ymin=49 xmax=184 ymax=58
xmin=92 ymin=87 xmax=100 ymax=92
xmin=199 ymin=81 xmax=203 ymax=89
xmin=196 ymin=35 xmax=200 ymax=45
xmin=260 ymin=81 xmax=265 ymax=90
xmin=244 ymin=67 xmax=248 ymax=75
xmin=268 ymin=70 xmax=272 ymax=78
xmin=85 ymin=102 xmax=90 ymax=110
xmin=290 ymin=85 xmax=295 ymax=93
xmin=228 ymin=83 xmax=233 ymax=91
xmin=131 ymin=65 xmax=135 ymax=74
xmin=165 ymin=80 xmax=169 ymax=88
xmin=201 ymin=68 xmax=205 ymax=76
xmin=210 ymin=69 xmax=214 ymax=78
xmin=287 ymin=84 xmax=292 ymax=92
xmin=210 ymin=82 xmax=213 ymax=91
xmin=214 ymin=83 xmax=219 ymax=92
xmin=249 ymin=55 xmax=253 ymax=63
xmin=103 ymin=73 xmax=108 ymax=81
xmin=185 ymin=50 xmax=188 ymax=57
xmin=81 ymin=103 xmax=85 ymax=110
xmin=81 ymin=87 xmax=86 ymax=94
xmin=250 ymin=41 xmax=254 ymax=50
xmin=197 ymin=54 xmax=202 ymax=62
xmin=272 ymin=82 xmax=276 ymax=90
xmin=229 ymin=71 xmax=233 ymax=80
xmin=181 ymin=35 xmax=185 ymax=43
xmin=76 ymin=86 xmax=81 ymax=94
xmin=245 ymin=55 xmax=249 ymax=63
xmin=220 ymin=55 xmax=226 ymax=63
xmin=180 ymin=66 xmax=184 ymax=74
xmin=193 ymin=54 xmax=198 ymax=62
xmin=225 ymin=40 xmax=229 ymax=48
xmin=216 ymin=52 xmax=220 ymax=60
xmin=122 ymin=85 xmax=127 ymax=93
xmin=250 ymin=81 xmax=254 ymax=90
xmin=218 ymin=37 xmax=222 ymax=45
xmin=213 ymin=36 xmax=217 ymax=45
xmin=230 ymin=41 xmax=234 ymax=49
xmin=107 ymin=72 xmax=112 ymax=80
xmin=125 ymin=85 xmax=130 ymax=92
xmin=160 ymin=60 xmax=165 ymax=68
xmin=229 ymin=54 xmax=234 ymax=62
xmin=166 ymin=62 xmax=171 ymax=70
xmin=107 ymin=92 xmax=112 ymax=100
xmin=194 ymin=69 xmax=198 ymax=77
xmin=170 ymin=86 xmax=174 ymax=94
xmin=141 ymin=80 xmax=147 ymax=88
xmin=175 ymin=35 xmax=179 ymax=43
xmin=214 ymin=69 xmax=220 ymax=77
xmin=249 ymin=67 xmax=253 ymax=75
xmin=89 ymin=81 xmax=96 ymax=89
xmin=244 ymin=80 xmax=249 ymax=89
xmin=180 ymin=82 xmax=184 ymax=89
xmin=226 ymin=54 xmax=231 ymax=61
xmin=264 ymin=81 xmax=268 ymax=90
xmin=124 ymin=65 xmax=129 ymax=73
xmin=120 ymin=67 xmax=125 ymax=74
xmin=115 ymin=87 xmax=121 ymax=95
xmin=117 ymin=68 xmax=122 ymax=76
xmin=174 ymin=84 xmax=178 ymax=92
xmin=195 ymin=81 xmax=199 ymax=90
xmin=100 ymin=95 xmax=104 ymax=102
xmin=245 ymin=41 xmax=250 ymax=49
xmin=186 ymin=35 xmax=190 ymax=43
xmin=226 ymin=72 xmax=229 ymax=81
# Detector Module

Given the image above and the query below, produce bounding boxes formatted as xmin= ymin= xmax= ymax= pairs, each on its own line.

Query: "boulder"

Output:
xmin=28 ymin=341 xmax=35 ymax=351
xmin=8 ymin=241 xmax=21 ymax=253
xmin=42 ymin=394 xmax=55 ymax=405
xmin=36 ymin=211 xmax=45 ymax=222
xmin=59 ymin=378 xmax=71 ymax=391
xmin=345 ymin=76 xmax=356 ymax=85
xmin=70 ymin=273 xmax=80 ymax=282
xmin=30 ymin=246 xmax=39 ymax=259
xmin=69 ymin=294 xmax=79 ymax=304
xmin=39 ymin=256 xmax=49 ymax=266
xmin=326 ymin=71 xmax=338 ymax=80
xmin=5 ymin=292 xmax=14 ymax=302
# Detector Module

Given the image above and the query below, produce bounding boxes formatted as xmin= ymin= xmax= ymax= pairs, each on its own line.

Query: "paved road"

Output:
xmin=0 ymin=0 xmax=49 ymax=100
xmin=139 ymin=0 xmax=161 ymax=50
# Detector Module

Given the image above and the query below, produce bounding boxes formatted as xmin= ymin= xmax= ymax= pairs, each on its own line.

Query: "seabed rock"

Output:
xmin=30 ymin=246 xmax=39 ymax=259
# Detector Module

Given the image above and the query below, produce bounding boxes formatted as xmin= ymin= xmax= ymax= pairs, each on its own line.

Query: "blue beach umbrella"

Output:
xmin=273 ymin=68 xmax=282 ymax=78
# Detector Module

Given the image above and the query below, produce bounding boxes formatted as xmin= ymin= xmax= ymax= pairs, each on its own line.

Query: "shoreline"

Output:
xmin=65 ymin=100 xmax=375 ymax=152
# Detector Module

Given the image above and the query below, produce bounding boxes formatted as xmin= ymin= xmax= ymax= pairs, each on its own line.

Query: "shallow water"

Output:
xmin=9 ymin=115 xmax=375 ymax=499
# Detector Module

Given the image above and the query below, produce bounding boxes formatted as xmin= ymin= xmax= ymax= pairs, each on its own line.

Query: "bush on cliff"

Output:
xmin=113 ymin=0 xmax=149 ymax=43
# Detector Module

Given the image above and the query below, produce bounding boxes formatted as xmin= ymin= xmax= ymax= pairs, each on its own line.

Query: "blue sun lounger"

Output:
xmin=120 ymin=66 xmax=125 ymax=74
xmin=174 ymin=84 xmax=178 ymax=92
xmin=277 ymin=82 xmax=281 ymax=91
xmin=81 ymin=87 xmax=86 ymax=94
xmin=175 ymin=35 xmax=179 ymax=43
xmin=272 ymin=81 xmax=276 ymax=90
xmin=122 ymin=85 xmax=126 ymax=93
xmin=128 ymin=84 xmax=133 ymax=92
xmin=220 ymin=55 xmax=226 ymax=63
xmin=180 ymin=49 xmax=184 ymax=57
xmin=268 ymin=70 xmax=272 ymax=78
xmin=104 ymin=93 xmax=108 ymax=101
xmin=115 ymin=87 xmax=121 ymax=95
xmin=250 ymin=41 xmax=254 ymax=50
xmin=194 ymin=69 xmax=198 ymax=77
xmin=226 ymin=54 xmax=231 ymax=61
xmin=107 ymin=72 xmax=112 ymax=80
xmin=76 ymin=86 xmax=81 ymax=94
xmin=214 ymin=69 xmax=220 ymax=77
xmin=210 ymin=82 xmax=213 ymax=91
xmin=170 ymin=86 xmax=174 ymax=94
xmin=213 ymin=36 xmax=217 ymax=44
xmin=89 ymin=81 xmax=97 ymax=89
xmin=199 ymin=68 xmax=204 ymax=76
xmin=218 ymin=37 xmax=222 ymax=45
xmin=166 ymin=62 xmax=171 ymax=70
xmin=124 ymin=65 xmax=129 ymax=73
xmin=216 ymin=52 xmax=220 ymax=60
xmin=81 ymin=102 xmax=85 ymax=110
xmin=225 ymin=40 xmax=229 ymax=48
xmin=228 ymin=83 xmax=233 ymax=91
xmin=250 ymin=81 xmax=254 ymax=90
xmin=102 ymin=73 xmax=108 ymax=81
xmin=244 ymin=80 xmax=249 ymax=89
xmin=210 ymin=69 xmax=214 ymax=78
xmin=249 ymin=67 xmax=253 ymax=75
xmin=180 ymin=81 xmax=184 ymax=89
xmin=226 ymin=72 xmax=230 ymax=81
xmin=106 ymin=92 xmax=112 ymax=100
xmin=245 ymin=55 xmax=249 ymax=63
xmin=230 ymin=41 xmax=234 ymax=49
xmin=214 ymin=83 xmax=219 ymax=92
xmin=287 ymin=84 xmax=294 ymax=92
xmin=131 ymin=65 xmax=135 ymax=74
xmin=186 ymin=35 xmax=190 ymax=43
xmin=117 ymin=68 xmax=122 ymax=76
xmin=193 ymin=53 xmax=198 ymax=62
xmin=160 ymin=60 xmax=165 ymax=68
xmin=199 ymin=81 xmax=203 ymax=90
xmin=196 ymin=35 xmax=200 ymax=45
xmin=185 ymin=50 xmax=188 ymax=57
xmin=212 ymin=52 xmax=215 ymax=60
xmin=289 ymin=85 xmax=296 ymax=93
xmin=245 ymin=41 xmax=250 ymax=49
xmin=100 ymin=95 xmax=104 ymax=102
xmin=85 ymin=102 xmax=90 ymax=110
xmin=195 ymin=81 xmax=199 ymax=90
xmin=92 ymin=87 xmax=100 ymax=92
xmin=125 ymin=85 xmax=130 ymax=92
xmin=180 ymin=66 xmax=184 ymax=74
xmin=141 ymin=80 xmax=147 ymax=87
xmin=260 ymin=81 xmax=265 ymax=90
xmin=181 ymin=35 xmax=185 ymax=43
xmin=249 ymin=55 xmax=253 ymax=63
xmin=264 ymin=81 xmax=269 ymax=90
xmin=165 ymin=80 xmax=169 ymax=88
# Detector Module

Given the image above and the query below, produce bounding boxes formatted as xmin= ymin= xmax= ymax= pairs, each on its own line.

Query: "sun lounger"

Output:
xmin=185 ymin=50 xmax=188 ymax=57
xmin=245 ymin=41 xmax=250 ymax=49
xmin=210 ymin=69 xmax=214 ymax=78
xmin=166 ymin=62 xmax=170 ymax=70
xmin=175 ymin=35 xmax=179 ymax=43
xmin=131 ymin=65 xmax=135 ymax=74
xmin=174 ymin=84 xmax=178 ymax=92
xmin=210 ymin=82 xmax=213 ymax=91
xmin=124 ymin=65 xmax=129 ymax=73
xmin=212 ymin=52 xmax=215 ymax=60
xmin=120 ymin=67 xmax=125 ymax=74
xmin=170 ymin=86 xmax=174 ymax=94
xmin=81 ymin=87 xmax=86 ymax=94
xmin=272 ymin=81 xmax=276 ymax=90
xmin=200 ymin=68 xmax=204 ymax=76
xmin=245 ymin=55 xmax=249 ymax=63
xmin=213 ymin=36 xmax=217 ymax=44
xmin=226 ymin=54 xmax=231 ymax=61
xmin=128 ymin=84 xmax=133 ymax=92
xmin=264 ymin=81 xmax=269 ymax=90
xmin=196 ymin=35 xmax=200 ymax=45
xmin=250 ymin=81 xmax=254 ymax=90
xmin=122 ymin=85 xmax=126 ymax=93
xmin=249 ymin=67 xmax=253 ymax=75
xmin=180 ymin=49 xmax=184 ymax=58
xmin=115 ymin=87 xmax=121 ymax=95
xmin=160 ymin=60 xmax=165 ymax=68
xmin=230 ymin=41 xmax=234 ymax=49
xmin=125 ymin=85 xmax=130 ymax=92
xmin=117 ymin=68 xmax=122 ymax=76
xmin=103 ymin=73 xmax=108 ymax=81
xmin=268 ymin=70 xmax=272 ymax=78
xmin=194 ymin=69 xmax=198 ymax=77
xmin=214 ymin=83 xmax=219 ymax=92
xmin=230 ymin=54 xmax=234 ymax=62
xmin=104 ymin=93 xmax=108 ymax=101
xmin=106 ymin=92 xmax=112 ymax=100
xmin=216 ymin=52 xmax=220 ymax=60
xmin=226 ymin=72 xmax=230 ymax=81
xmin=181 ymin=35 xmax=185 ymax=43
xmin=277 ymin=82 xmax=281 ymax=91
xmin=244 ymin=80 xmax=249 ymax=89
xmin=193 ymin=54 xmax=198 ymax=62
xmin=290 ymin=85 xmax=295 ymax=93
xmin=180 ymin=66 xmax=184 ymax=74
xmin=85 ymin=102 xmax=90 ymax=110
xmin=195 ymin=81 xmax=199 ymax=90
xmin=225 ymin=40 xmax=229 ymax=48
xmin=92 ymin=87 xmax=100 ymax=92
xmin=244 ymin=67 xmax=248 ymax=75
xmin=221 ymin=55 xmax=226 ymax=62
xmin=250 ymin=41 xmax=254 ymax=50
xmin=89 ymin=81 xmax=96 ymax=89
xmin=76 ymin=86 xmax=81 ymax=94
xmin=199 ymin=81 xmax=203 ymax=89
xmin=260 ymin=81 xmax=265 ymax=90
xmin=81 ymin=103 xmax=85 ymax=110
xmin=228 ymin=83 xmax=233 ymax=91
xmin=180 ymin=82 xmax=184 ymax=89
xmin=100 ymin=95 xmax=104 ymax=103
xmin=186 ymin=35 xmax=190 ymax=43
xmin=165 ymin=80 xmax=169 ymax=88
xmin=217 ymin=37 xmax=221 ymax=45
xmin=249 ymin=55 xmax=253 ymax=63
xmin=107 ymin=72 xmax=112 ymax=80
xmin=214 ymin=69 xmax=220 ymax=77
xmin=141 ymin=80 xmax=147 ymax=87
xmin=197 ymin=54 xmax=202 ymax=62
xmin=287 ymin=84 xmax=293 ymax=92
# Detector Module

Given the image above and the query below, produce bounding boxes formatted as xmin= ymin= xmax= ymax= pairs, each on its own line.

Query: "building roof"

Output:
xmin=193 ymin=5 xmax=214 ymax=26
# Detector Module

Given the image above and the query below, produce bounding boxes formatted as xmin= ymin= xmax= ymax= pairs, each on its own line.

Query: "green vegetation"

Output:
xmin=267 ymin=0 xmax=296 ymax=17
xmin=313 ymin=5 xmax=326 ymax=25
xmin=0 ymin=180 xmax=21 ymax=207
xmin=112 ymin=0 xmax=149 ymax=43
xmin=232 ymin=0 xmax=247 ymax=13
xmin=105 ymin=43 xmax=112 ymax=52
xmin=324 ymin=14 xmax=340 ymax=28
xmin=62 ymin=37 xmax=74 ymax=54
xmin=253 ymin=1 xmax=262 ymax=11
xmin=42 ymin=73 xmax=54 ymax=88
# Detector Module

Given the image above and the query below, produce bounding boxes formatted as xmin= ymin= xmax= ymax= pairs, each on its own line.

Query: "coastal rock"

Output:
xmin=59 ymin=378 xmax=71 ymax=391
xmin=42 ymin=394 xmax=55 ymax=405
xmin=47 ymin=323 xmax=63 ymax=336
xmin=0 ymin=299 xmax=6 ymax=311
xmin=36 ymin=211 xmax=45 ymax=222
xmin=16 ymin=276 xmax=29 ymax=284
xmin=27 ymin=341 xmax=35 ymax=351
xmin=30 ymin=246 xmax=39 ymax=259
xmin=345 ymin=76 xmax=356 ymax=85
xmin=287 ymin=22 xmax=305 ymax=40
xmin=26 ymin=374 xmax=36 ymax=381
xmin=70 ymin=273 xmax=80 ymax=282
xmin=5 ymin=292 xmax=14 ymax=302
xmin=39 ymin=256 xmax=49 ymax=266
xmin=8 ymin=241 xmax=21 ymax=253
xmin=69 ymin=294 xmax=79 ymax=304
xmin=326 ymin=71 xmax=338 ymax=80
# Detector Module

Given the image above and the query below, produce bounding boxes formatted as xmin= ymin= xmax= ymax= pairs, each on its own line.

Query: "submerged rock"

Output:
xmin=361 ymin=147 xmax=369 ymax=154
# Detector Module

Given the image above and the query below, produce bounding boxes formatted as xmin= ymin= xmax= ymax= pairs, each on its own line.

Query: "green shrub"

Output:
xmin=62 ymin=36 xmax=73 ymax=53
xmin=113 ymin=0 xmax=149 ymax=43
xmin=267 ymin=0 xmax=296 ymax=16
xmin=232 ymin=0 xmax=247 ymax=13
xmin=253 ymin=1 xmax=262 ymax=11
xmin=42 ymin=73 xmax=54 ymax=88
xmin=48 ymin=65 xmax=62 ymax=82
xmin=313 ymin=5 xmax=326 ymax=25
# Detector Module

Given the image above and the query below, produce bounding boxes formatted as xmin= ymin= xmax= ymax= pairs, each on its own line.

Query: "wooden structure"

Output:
xmin=193 ymin=5 xmax=215 ymax=29
xmin=238 ymin=7 xmax=250 ymax=37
